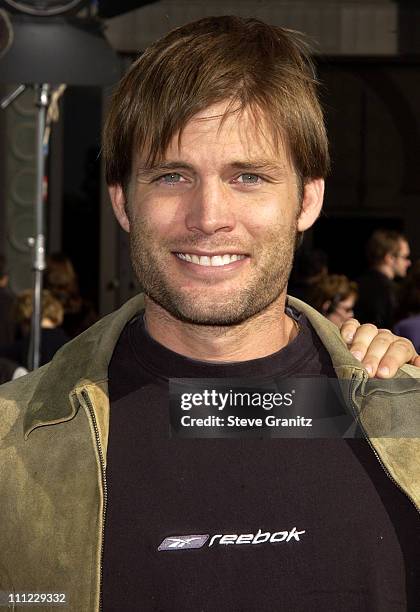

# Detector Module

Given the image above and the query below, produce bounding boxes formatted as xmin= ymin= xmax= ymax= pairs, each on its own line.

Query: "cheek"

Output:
xmin=240 ymin=192 xmax=297 ymax=232
xmin=338 ymin=313 xmax=347 ymax=326
xmin=132 ymin=193 xmax=180 ymax=235
xmin=147 ymin=190 xmax=204 ymax=230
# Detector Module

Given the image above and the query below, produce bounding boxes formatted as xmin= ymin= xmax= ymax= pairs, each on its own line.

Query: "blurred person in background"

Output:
xmin=393 ymin=260 xmax=420 ymax=351
xmin=355 ymin=229 xmax=411 ymax=328
xmin=45 ymin=252 xmax=98 ymax=338
xmin=0 ymin=254 xmax=16 ymax=346
xmin=288 ymin=247 xmax=328 ymax=303
xmin=0 ymin=289 xmax=69 ymax=368
xmin=310 ymin=274 xmax=358 ymax=328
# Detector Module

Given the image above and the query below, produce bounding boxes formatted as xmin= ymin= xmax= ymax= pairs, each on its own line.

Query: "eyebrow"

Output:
xmin=229 ymin=160 xmax=287 ymax=174
xmin=135 ymin=161 xmax=195 ymax=178
xmin=135 ymin=159 xmax=288 ymax=178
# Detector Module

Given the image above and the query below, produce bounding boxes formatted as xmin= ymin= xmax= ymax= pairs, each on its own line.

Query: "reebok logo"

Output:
xmin=158 ymin=535 xmax=209 ymax=550
xmin=208 ymin=527 xmax=306 ymax=546
xmin=158 ymin=528 xmax=305 ymax=551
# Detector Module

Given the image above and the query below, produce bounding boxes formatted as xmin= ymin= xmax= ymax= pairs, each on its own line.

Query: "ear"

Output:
xmin=383 ymin=252 xmax=394 ymax=267
xmin=297 ymin=178 xmax=325 ymax=232
xmin=321 ymin=300 xmax=331 ymax=315
xmin=108 ymin=184 xmax=130 ymax=233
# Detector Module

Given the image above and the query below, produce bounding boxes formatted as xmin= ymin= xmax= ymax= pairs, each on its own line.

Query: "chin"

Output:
xmin=147 ymin=288 xmax=283 ymax=327
xmin=174 ymin=309 xmax=255 ymax=327
xmin=162 ymin=300 xmax=254 ymax=326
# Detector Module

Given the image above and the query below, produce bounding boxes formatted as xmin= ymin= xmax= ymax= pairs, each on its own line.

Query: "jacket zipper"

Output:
xmin=348 ymin=372 xmax=420 ymax=515
xmin=82 ymin=390 xmax=108 ymax=612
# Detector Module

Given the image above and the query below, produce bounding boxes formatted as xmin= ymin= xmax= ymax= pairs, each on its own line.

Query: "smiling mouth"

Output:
xmin=174 ymin=253 xmax=248 ymax=267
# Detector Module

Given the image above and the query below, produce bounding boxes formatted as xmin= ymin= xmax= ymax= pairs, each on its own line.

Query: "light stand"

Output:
xmin=0 ymin=11 xmax=121 ymax=369
xmin=1 ymin=83 xmax=50 ymax=369
xmin=29 ymin=83 xmax=50 ymax=370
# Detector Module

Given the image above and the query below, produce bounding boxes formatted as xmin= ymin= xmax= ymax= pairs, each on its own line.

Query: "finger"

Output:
xmin=364 ymin=335 xmax=416 ymax=378
xmin=411 ymin=354 xmax=420 ymax=368
xmin=347 ymin=323 xmax=379 ymax=362
xmin=340 ymin=318 xmax=361 ymax=343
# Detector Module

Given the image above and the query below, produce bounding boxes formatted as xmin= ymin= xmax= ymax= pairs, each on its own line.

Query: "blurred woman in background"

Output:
xmin=0 ymin=289 xmax=69 ymax=369
xmin=45 ymin=253 xmax=98 ymax=338
xmin=310 ymin=274 xmax=358 ymax=328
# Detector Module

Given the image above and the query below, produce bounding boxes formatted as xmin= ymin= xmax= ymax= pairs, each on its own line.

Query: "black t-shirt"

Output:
xmin=103 ymin=306 xmax=419 ymax=612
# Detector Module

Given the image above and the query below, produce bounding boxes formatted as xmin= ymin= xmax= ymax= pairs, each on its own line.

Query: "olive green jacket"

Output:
xmin=0 ymin=294 xmax=419 ymax=611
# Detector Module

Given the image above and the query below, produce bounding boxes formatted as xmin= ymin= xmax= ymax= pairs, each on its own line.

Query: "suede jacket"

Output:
xmin=0 ymin=294 xmax=419 ymax=611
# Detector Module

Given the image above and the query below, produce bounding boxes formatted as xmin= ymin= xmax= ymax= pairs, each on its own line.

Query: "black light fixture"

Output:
xmin=0 ymin=5 xmax=121 ymax=85
xmin=2 ymin=0 xmax=160 ymax=19
xmin=3 ymin=0 xmax=89 ymax=17
xmin=1 ymin=0 xmax=88 ymax=16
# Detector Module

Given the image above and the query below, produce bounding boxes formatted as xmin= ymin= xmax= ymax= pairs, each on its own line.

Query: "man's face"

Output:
xmin=112 ymin=102 xmax=323 ymax=325
xmin=392 ymin=240 xmax=411 ymax=278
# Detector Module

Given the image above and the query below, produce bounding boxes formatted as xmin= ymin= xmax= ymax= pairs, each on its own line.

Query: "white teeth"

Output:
xmin=175 ymin=253 xmax=246 ymax=266
xmin=211 ymin=256 xmax=223 ymax=266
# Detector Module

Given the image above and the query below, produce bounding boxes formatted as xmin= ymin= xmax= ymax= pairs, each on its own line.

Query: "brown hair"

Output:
xmin=15 ymin=289 xmax=64 ymax=327
xmin=103 ymin=16 xmax=330 ymax=192
xmin=310 ymin=274 xmax=358 ymax=314
xmin=45 ymin=253 xmax=81 ymax=314
xmin=366 ymin=229 xmax=407 ymax=266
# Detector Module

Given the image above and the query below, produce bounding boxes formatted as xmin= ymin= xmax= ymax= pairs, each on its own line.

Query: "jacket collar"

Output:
xmin=288 ymin=296 xmax=368 ymax=380
xmin=24 ymin=293 xmax=376 ymax=437
xmin=25 ymin=294 xmax=145 ymax=437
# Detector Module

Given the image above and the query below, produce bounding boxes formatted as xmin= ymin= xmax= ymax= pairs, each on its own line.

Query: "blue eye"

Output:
xmin=159 ymin=173 xmax=182 ymax=184
xmin=238 ymin=174 xmax=261 ymax=184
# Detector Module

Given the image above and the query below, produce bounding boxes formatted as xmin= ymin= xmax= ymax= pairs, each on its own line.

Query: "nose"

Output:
xmin=185 ymin=179 xmax=236 ymax=235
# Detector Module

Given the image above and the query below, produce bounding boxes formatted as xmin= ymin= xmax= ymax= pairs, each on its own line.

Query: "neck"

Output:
xmin=375 ymin=263 xmax=394 ymax=279
xmin=143 ymin=293 xmax=298 ymax=362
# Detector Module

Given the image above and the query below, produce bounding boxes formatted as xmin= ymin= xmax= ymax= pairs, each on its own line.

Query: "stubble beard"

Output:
xmin=129 ymin=219 xmax=297 ymax=326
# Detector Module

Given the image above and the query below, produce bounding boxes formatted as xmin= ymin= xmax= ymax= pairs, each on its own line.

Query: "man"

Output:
xmin=355 ymin=229 xmax=412 ymax=328
xmin=0 ymin=16 xmax=419 ymax=612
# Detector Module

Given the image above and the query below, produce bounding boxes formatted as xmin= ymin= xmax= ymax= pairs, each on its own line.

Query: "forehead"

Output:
xmin=396 ymin=239 xmax=410 ymax=255
xmin=340 ymin=294 xmax=356 ymax=304
xmin=161 ymin=101 xmax=289 ymax=165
